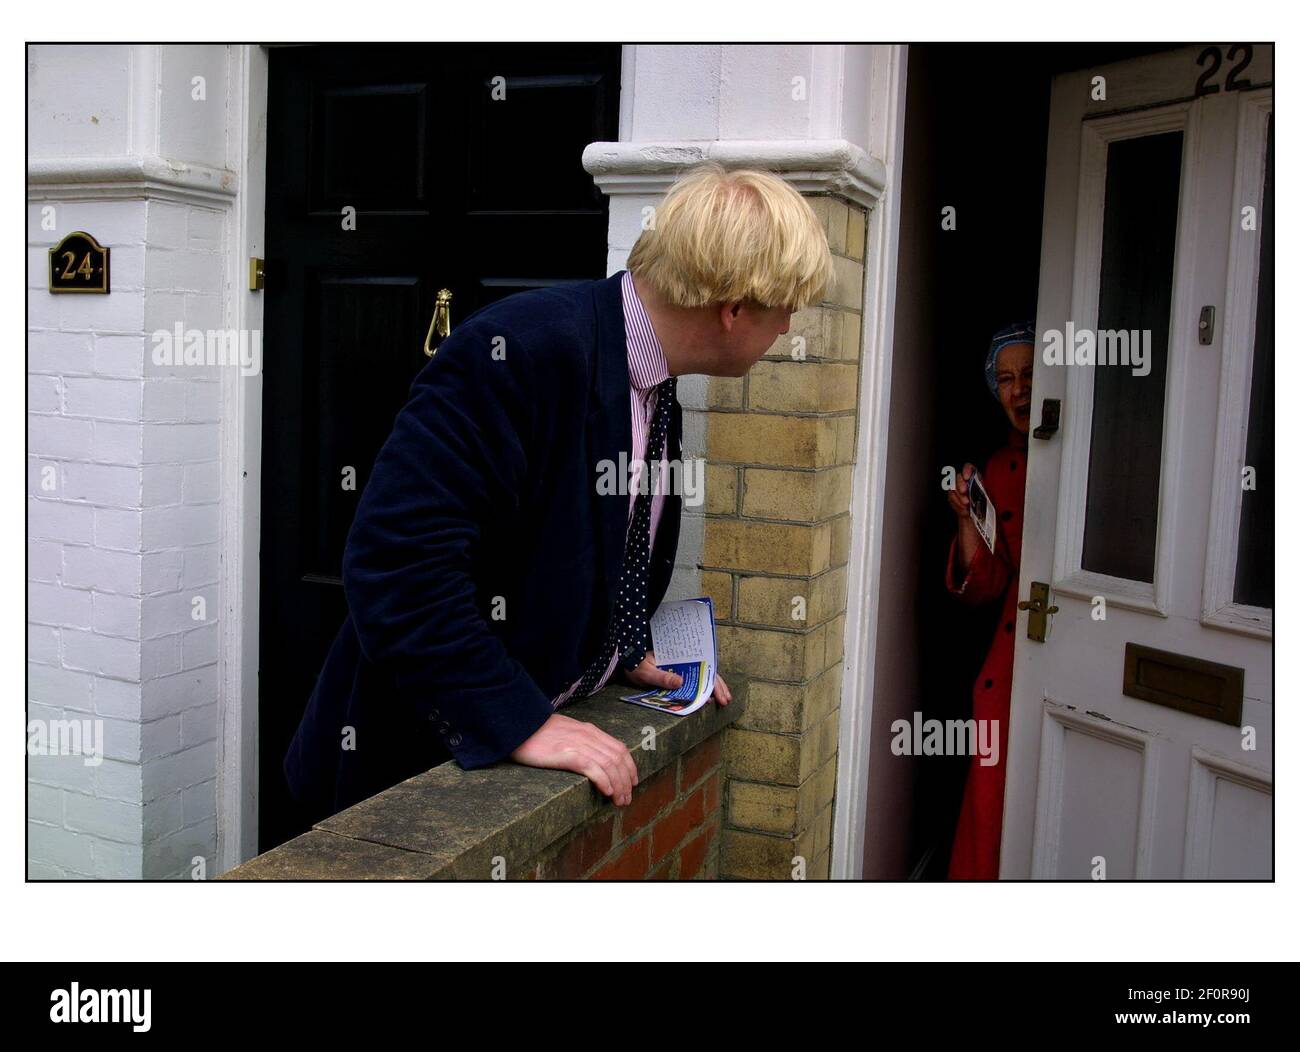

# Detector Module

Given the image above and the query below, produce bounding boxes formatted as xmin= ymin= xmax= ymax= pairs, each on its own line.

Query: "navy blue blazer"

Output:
xmin=283 ymin=271 xmax=683 ymax=821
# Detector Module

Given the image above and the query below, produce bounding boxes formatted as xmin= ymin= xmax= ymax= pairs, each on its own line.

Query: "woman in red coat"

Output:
xmin=945 ymin=322 xmax=1035 ymax=880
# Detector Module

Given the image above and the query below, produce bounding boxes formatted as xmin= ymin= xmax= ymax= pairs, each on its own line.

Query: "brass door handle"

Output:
xmin=424 ymin=288 xmax=453 ymax=357
xmin=1016 ymin=598 xmax=1060 ymax=614
xmin=1018 ymin=582 xmax=1059 ymax=643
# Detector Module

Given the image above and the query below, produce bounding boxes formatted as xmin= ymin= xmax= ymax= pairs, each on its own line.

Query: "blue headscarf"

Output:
xmin=984 ymin=321 xmax=1035 ymax=399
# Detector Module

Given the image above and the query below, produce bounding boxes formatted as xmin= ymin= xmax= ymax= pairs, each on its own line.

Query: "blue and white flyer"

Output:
xmin=620 ymin=597 xmax=718 ymax=715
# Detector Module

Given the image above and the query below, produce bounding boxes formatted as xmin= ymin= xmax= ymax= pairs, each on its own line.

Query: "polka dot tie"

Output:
xmin=570 ymin=376 xmax=677 ymax=700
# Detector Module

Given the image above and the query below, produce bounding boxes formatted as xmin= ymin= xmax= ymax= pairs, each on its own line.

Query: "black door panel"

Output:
xmin=259 ymin=43 xmax=620 ymax=851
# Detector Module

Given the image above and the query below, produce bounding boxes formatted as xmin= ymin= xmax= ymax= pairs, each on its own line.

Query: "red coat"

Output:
xmin=945 ymin=429 xmax=1028 ymax=880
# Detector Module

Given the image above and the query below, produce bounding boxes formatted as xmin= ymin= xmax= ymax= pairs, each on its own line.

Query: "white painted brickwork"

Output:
xmin=28 ymin=198 xmax=227 ymax=878
xmin=28 ymin=43 xmax=237 ymax=878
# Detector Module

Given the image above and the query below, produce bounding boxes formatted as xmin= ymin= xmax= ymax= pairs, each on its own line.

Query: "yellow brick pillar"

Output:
xmin=701 ymin=195 xmax=866 ymax=880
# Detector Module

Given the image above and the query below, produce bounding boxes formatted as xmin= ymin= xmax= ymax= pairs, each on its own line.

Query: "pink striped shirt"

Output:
xmin=551 ymin=270 xmax=671 ymax=707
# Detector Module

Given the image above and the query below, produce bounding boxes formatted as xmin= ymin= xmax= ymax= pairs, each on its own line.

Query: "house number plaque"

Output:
xmin=49 ymin=231 xmax=110 ymax=294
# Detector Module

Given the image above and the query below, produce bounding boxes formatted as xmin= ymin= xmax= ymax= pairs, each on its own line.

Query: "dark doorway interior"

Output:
xmin=258 ymin=44 xmax=621 ymax=853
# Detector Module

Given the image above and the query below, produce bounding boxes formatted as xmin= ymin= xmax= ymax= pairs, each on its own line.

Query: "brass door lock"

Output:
xmin=1017 ymin=581 xmax=1059 ymax=642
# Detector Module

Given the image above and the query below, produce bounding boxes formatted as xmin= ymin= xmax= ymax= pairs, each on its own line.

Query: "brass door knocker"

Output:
xmin=424 ymin=288 xmax=453 ymax=356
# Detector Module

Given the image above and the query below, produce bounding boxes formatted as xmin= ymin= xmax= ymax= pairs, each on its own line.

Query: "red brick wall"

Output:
xmin=521 ymin=734 xmax=723 ymax=880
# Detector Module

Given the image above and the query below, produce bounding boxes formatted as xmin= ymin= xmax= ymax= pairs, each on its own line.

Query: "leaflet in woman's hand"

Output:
xmin=967 ymin=470 xmax=998 ymax=554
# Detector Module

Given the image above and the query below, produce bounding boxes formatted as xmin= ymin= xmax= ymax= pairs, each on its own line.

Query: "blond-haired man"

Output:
xmin=285 ymin=163 xmax=832 ymax=819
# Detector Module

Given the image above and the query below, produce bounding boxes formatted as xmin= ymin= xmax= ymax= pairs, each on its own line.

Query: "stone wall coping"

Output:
xmin=221 ymin=678 xmax=747 ymax=880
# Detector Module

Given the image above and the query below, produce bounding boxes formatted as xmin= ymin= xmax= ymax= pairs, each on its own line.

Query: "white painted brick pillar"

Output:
xmin=27 ymin=44 xmax=243 ymax=878
xmin=583 ymin=44 xmax=901 ymax=878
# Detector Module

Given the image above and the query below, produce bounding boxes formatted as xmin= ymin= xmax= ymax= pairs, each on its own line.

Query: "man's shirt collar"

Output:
xmin=621 ymin=270 xmax=670 ymax=391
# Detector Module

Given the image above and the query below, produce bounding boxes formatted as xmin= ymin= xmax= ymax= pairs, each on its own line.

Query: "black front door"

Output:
xmin=259 ymin=43 xmax=621 ymax=852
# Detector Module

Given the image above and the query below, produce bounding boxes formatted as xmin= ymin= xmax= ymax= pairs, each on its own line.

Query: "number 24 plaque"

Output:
xmin=48 ymin=231 xmax=110 ymax=294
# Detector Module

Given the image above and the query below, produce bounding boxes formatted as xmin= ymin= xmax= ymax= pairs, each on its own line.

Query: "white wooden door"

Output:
xmin=1002 ymin=45 xmax=1273 ymax=879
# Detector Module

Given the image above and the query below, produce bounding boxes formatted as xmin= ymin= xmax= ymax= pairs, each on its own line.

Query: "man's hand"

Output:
xmin=509 ymin=713 xmax=640 ymax=806
xmin=510 ymin=656 xmax=736 ymax=808
xmin=622 ymin=649 xmax=682 ymax=692
xmin=711 ymin=671 xmax=732 ymax=705
xmin=623 ymin=651 xmax=732 ymax=706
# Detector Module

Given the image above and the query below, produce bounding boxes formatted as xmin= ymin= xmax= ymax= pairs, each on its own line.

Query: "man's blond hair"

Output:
xmin=626 ymin=162 xmax=833 ymax=311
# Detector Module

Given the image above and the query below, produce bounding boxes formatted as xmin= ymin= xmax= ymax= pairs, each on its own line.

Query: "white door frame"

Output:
xmin=832 ymin=45 xmax=910 ymax=879
xmin=216 ymin=44 xmax=270 ymax=872
xmin=1201 ymin=89 xmax=1273 ymax=640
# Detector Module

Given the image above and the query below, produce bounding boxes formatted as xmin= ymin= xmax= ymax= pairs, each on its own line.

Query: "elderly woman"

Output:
xmin=945 ymin=322 xmax=1034 ymax=880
